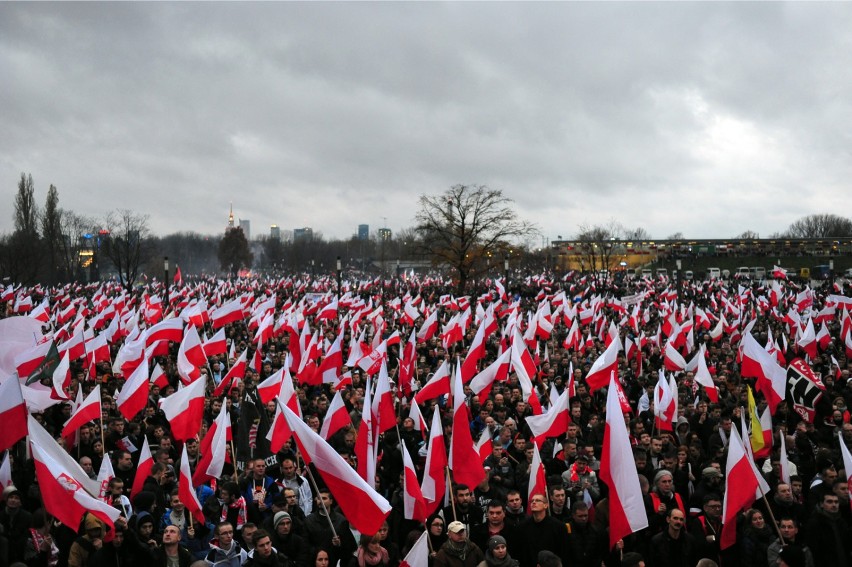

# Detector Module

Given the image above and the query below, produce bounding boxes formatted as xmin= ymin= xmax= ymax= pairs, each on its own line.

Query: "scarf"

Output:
xmin=485 ymin=549 xmax=518 ymax=567
xmin=443 ymin=539 xmax=472 ymax=561
xmin=357 ymin=545 xmax=389 ymax=567
xmin=30 ymin=528 xmax=59 ymax=567
xmin=221 ymin=496 xmax=248 ymax=530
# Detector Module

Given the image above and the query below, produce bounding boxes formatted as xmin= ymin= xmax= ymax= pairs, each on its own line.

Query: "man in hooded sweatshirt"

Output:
xmin=205 ymin=521 xmax=248 ymax=567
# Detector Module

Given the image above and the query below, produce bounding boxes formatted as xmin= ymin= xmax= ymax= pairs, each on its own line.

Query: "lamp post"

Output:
xmin=164 ymin=256 xmax=169 ymax=306
xmin=504 ymin=255 xmax=509 ymax=288
xmin=336 ymin=256 xmax=342 ymax=299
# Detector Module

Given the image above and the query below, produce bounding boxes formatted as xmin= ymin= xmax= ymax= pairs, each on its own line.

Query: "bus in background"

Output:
xmin=812 ymin=265 xmax=832 ymax=280
xmin=707 ymin=267 xmax=721 ymax=280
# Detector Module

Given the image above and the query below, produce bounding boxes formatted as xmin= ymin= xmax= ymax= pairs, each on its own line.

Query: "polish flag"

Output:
xmin=778 ymin=433 xmax=791 ymax=486
xmin=283 ymin=404 xmax=392 ymax=535
xmin=372 ymin=362 xmax=397 ymax=435
xmin=58 ymin=327 xmax=86 ymax=361
xmin=116 ymin=356 xmax=150 ymax=420
xmin=150 ymin=362 xmax=169 ymax=389
xmin=585 ymin=337 xmax=621 ymax=392
xmin=469 ymin=348 xmax=511 ymax=402
xmin=413 ymin=360 xmax=451 ymax=404
xmin=202 ymin=328 xmax=228 ymax=358
xmin=145 ymin=318 xmax=183 ymax=346
xmin=421 ymin=408 xmax=447 ymax=516
xmin=177 ymin=325 xmax=206 ymax=384
xmin=96 ymin=454 xmax=115 ymax=500
xmin=839 ymin=432 xmax=852 ymax=512
xmin=740 ymin=332 xmax=786 ymax=414
xmin=402 ymin=441 xmax=428 ymax=522
xmin=61 ymin=384 xmax=101 ymax=445
xmin=797 ymin=319 xmax=817 ymax=359
xmin=527 ymin=444 xmax=547 ymax=512
xmin=0 ymin=452 xmax=12 ymax=489
xmin=720 ymin=426 xmax=761 ymax=549
xmin=316 ymin=297 xmax=338 ymax=321
xmin=461 ymin=320 xmax=488 ymax=382
xmin=211 ymin=299 xmax=245 ymax=329
xmin=257 ymin=367 xmax=284 ymax=405
xmin=178 ymin=445 xmax=206 ymax=525
xmin=319 ymin=389 xmax=352 ymax=440
xmin=14 ymin=340 xmax=55 ymax=381
xmin=450 ymin=361 xmax=485 ymax=490
xmin=526 ymin=387 xmax=569 ymax=447
xmin=688 ymin=345 xmax=718 ymax=402
xmin=159 ymin=378 xmax=206 ymax=441
xmin=355 ymin=376 xmax=376 ymax=487
xmin=663 ymin=341 xmax=687 ymax=372
xmin=653 ymin=372 xmax=677 ymax=431
xmin=600 ymin=374 xmax=648 ymax=549
xmin=416 ymin=310 xmax=439 ymax=343
xmin=214 ymin=350 xmax=247 ymax=397
xmin=0 ymin=378 xmax=28 ymax=452
xmin=772 ymin=266 xmax=787 ymax=280
xmin=193 ymin=407 xmax=230 ymax=486
xmin=266 ymin=366 xmax=302 ymax=453
xmin=400 ymin=530 xmax=429 ymax=567
xmin=28 ymin=416 xmax=120 ymax=531
xmin=130 ymin=436 xmax=154 ymax=497
xmin=318 ymin=332 xmax=343 ymax=385
xmin=475 ymin=428 xmax=493 ymax=463
xmin=511 ymin=329 xmax=542 ymax=414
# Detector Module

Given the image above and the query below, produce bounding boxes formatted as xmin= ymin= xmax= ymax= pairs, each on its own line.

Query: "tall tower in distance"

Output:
xmin=228 ymin=203 xmax=235 ymax=231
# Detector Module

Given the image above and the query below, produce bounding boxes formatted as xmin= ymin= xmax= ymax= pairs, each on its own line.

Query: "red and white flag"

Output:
xmin=116 ymin=356 xmax=150 ymax=420
xmin=159 ymin=378 xmax=205 ymax=441
xmin=600 ymin=374 xmax=648 ymax=549
xmin=28 ymin=416 xmax=120 ymax=530
xmin=399 ymin=531 xmax=429 ymax=567
xmin=193 ymin=406 xmax=230 ymax=486
xmin=401 ymin=441 xmax=428 ymax=522
xmin=214 ymin=350 xmax=246 ymax=397
xmin=202 ymin=328 xmax=228 ymax=358
xmin=585 ymin=338 xmax=621 ymax=392
xmin=0 ymin=377 xmax=28 ymax=452
xmin=319 ymin=389 xmax=352 ymax=440
xmin=527 ymin=444 xmax=547 ymax=511
xmin=131 ymin=436 xmax=153 ymax=497
xmin=177 ymin=325 xmax=206 ymax=384
xmin=178 ymin=445 xmax=206 ymax=525
xmin=526 ymin=387 xmax=569 ymax=447
xmin=469 ymin=348 xmax=511 ymax=401
xmin=421 ymin=408 xmax=447 ymax=516
xmin=413 ymin=360 xmax=451 ymax=404
xmin=211 ymin=299 xmax=245 ymax=329
xmin=720 ymin=426 xmax=760 ymax=549
xmin=450 ymin=360 xmax=485 ymax=490
xmin=61 ymin=384 xmax=101 ymax=445
xmin=740 ymin=332 xmax=786 ymax=414
xmin=145 ymin=317 xmax=183 ymax=346
xmin=283 ymin=404 xmax=392 ymax=535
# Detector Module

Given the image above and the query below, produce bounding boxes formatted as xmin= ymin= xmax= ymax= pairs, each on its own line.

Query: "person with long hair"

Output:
xmin=351 ymin=534 xmax=390 ymax=567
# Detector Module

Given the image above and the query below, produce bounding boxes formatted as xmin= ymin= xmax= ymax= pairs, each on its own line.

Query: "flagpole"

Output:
xmin=445 ymin=466 xmax=457 ymax=522
xmin=741 ymin=404 xmax=785 ymax=545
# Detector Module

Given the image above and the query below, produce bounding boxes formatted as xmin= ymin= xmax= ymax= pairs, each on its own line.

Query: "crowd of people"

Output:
xmin=1 ymin=269 xmax=852 ymax=567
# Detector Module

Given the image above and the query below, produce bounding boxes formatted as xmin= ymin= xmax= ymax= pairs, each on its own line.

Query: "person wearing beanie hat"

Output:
xmin=477 ymin=535 xmax=518 ymax=567
xmin=270 ymin=510 xmax=308 ymax=566
xmin=0 ymin=484 xmax=31 ymax=563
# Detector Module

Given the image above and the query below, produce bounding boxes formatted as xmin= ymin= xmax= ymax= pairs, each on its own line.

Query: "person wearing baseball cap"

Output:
xmin=433 ymin=521 xmax=484 ymax=567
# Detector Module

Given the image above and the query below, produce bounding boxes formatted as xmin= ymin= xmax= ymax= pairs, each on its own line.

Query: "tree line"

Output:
xmin=3 ymin=173 xmax=850 ymax=292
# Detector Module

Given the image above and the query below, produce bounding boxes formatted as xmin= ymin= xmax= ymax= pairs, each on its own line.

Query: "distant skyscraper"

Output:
xmin=239 ymin=219 xmax=251 ymax=241
xmin=270 ymin=225 xmax=281 ymax=241
xmin=358 ymin=224 xmax=369 ymax=240
xmin=227 ymin=203 xmax=235 ymax=231
xmin=378 ymin=227 xmax=392 ymax=241
xmin=294 ymin=227 xmax=313 ymax=242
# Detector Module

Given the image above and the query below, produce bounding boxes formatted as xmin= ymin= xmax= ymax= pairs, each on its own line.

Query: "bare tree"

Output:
xmin=102 ymin=209 xmax=151 ymax=291
xmin=57 ymin=210 xmax=96 ymax=282
xmin=783 ymin=214 xmax=852 ymax=238
xmin=415 ymin=184 xmax=536 ymax=293
xmin=622 ymin=226 xmax=652 ymax=241
xmin=42 ymin=185 xmax=61 ymax=284
xmin=734 ymin=230 xmax=760 ymax=239
xmin=574 ymin=222 xmax=622 ymax=273
xmin=9 ymin=173 xmax=42 ymax=283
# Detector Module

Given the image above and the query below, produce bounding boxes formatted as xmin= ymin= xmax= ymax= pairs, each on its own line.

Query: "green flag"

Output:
xmin=26 ymin=341 xmax=61 ymax=385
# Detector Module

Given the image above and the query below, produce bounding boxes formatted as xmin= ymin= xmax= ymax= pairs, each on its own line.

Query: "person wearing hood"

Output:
xmin=477 ymin=536 xmax=518 ymax=567
xmin=68 ymin=514 xmax=105 ymax=567
xmin=205 ymin=521 xmax=248 ymax=567
xmin=132 ymin=511 xmax=160 ymax=548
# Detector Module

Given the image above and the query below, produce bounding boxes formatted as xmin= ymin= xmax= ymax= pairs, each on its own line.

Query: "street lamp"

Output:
xmin=504 ymin=255 xmax=509 ymax=288
xmin=164 ymin=256 xmax=169 ymax=305
xmin=336 ymin=256 xmax=342 ymax=299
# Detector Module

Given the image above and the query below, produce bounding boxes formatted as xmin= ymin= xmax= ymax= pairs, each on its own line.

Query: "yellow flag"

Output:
xmin=748 ymin=387 xmax=765 ymax=453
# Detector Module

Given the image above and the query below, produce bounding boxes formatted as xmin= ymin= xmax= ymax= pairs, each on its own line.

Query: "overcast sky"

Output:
xmin=2 ymin=2 xmax=851 ymax=245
